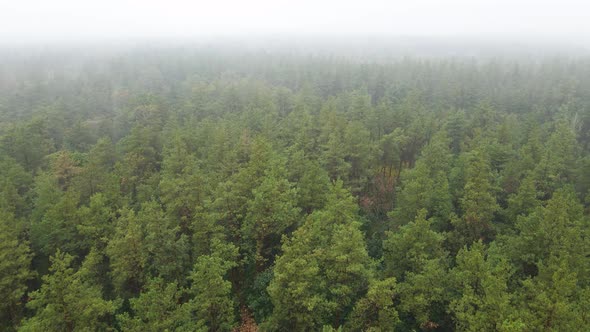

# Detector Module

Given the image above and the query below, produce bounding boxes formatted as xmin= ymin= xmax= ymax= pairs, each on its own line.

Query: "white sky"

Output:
xmin=1 ymin=0 xmax=589 ymax=43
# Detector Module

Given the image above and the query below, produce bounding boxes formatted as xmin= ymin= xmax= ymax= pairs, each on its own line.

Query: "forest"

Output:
xmin=1 ymin=45 xmax=590 ymax=331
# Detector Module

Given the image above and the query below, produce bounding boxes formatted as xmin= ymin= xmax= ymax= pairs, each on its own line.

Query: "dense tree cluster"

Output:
xmin=1 ymin=47 xmax=590 ymax=331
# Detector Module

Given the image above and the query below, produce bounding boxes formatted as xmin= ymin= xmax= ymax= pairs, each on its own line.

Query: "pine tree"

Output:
xmin=20 ymin=250 xmax=117 ymax=331
xmin=141 ymin=201 xmax=191 ymax=284
xmin=267 ymin=181 xmax=374 ymax=331
xmin=383 ymin=209 xmax=449 ymax=328
xmin=106 ymin=208 xmax=147 ymax=297
xmin=0 ymin=211 xmax=34 ymax=329
xmin=243 ymin=162 xmax=300 ymax=272
xmin=508 ymin=187 xmax=588 ymax=281
xmin=32 ymin=190 xmax=82 ymax=256
xmin=390 ymin=131 xmax=453 ymax=230
xmin=516 ymin=255 xmax=587 ymax=331
xmin=505 ymin=173 xmax=541 ymax=222
xmin=76 ymin=193 xmax=116 ymax=252
xmin=186 ymin=254 xmax=236 ymax=332
xmin=453 ymin=149 xmax=499 ymax=245
xmin=449 ymin=242 xmax=515 ymax=332
xmin=118 ymin=278 xmax=200 ymax=332
xmin=73 ymin=137 xmax=120 ymax=204
xmin=287 ymin=149 xmax=331 ymax=213
xmin=383 ymin=210 xmax=446 ymax=280
xmin=0 ymin=155 xmax=32 ymax=218
xmin=346 ymin=278 xmax=399 ymax=332
xmin=534 ymin=122 xmax=578 ymax=197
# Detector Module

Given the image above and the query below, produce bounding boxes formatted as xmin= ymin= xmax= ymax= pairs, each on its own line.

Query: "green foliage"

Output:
xmin=288 ymin=150 xmax=331 ymax=213
xmin=1 ymin=117 xmax=55 ymax=172
xmin=449 ymin=242 xmax=515 ymax=332
xmin=0 ymin=211 xmax=34 ymax=329
xmin=390 ymin=131 xmax=453 ymax=229
xmin=106 ymin=208 xmax=148 ymax=297
xmin=534 ymin=123 xmax=578 ymax=197
xmin=446 ymin=111 xmax=466 ymax=154
xmin=514 ymin=256 xmax=585 ymax=331
xmin=383 ymin=209 xmax=449 ymax=328
xmin=2 ymin=49 xmax=590 ymax=331
xmin=73 ymin=137 xmax=119 ymax=204
xmin=141 ymin=201 xmax=191 ymax=283
xmin=347 ymin=277 xmax=399 ymax=332
xmin=452 ymin=149 xmax=499 ymax=245
xmin=383 ymin=210 xmax=446 ymax=280
xmin=0 ymin=156 xmax=33 ymax=217
xmin=20 ymin=250 xmax=117 ymax=331
xmin=505 ymin=173 xmax=541 ymax=222
xmin=506 ymin=187 xmax=588 ymax=281
xmin=118 ymin=278 xmax=201 ymax=332
xmin=31 ymin=189 xmax=81 ymax=256
xmin=186 ymin=254 xmax=236 ymax=332
xmin=76 ymin=193 xmax=116 ymax=252
xmin=246 ymin=268 xmax=274 ymax=323
xmin=243 ymin=161 xmax=300 ymax=271
xmin=267 ymin=181 xmax=374 ymax=331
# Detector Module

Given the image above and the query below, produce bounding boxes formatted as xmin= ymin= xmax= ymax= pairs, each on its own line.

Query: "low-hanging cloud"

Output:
xmin=1 ymin=0 xmax=589 ymax=44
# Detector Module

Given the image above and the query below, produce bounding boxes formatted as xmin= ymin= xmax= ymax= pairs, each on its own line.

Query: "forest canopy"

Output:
xmin=1 ymin=44 xmax=590 ymax=331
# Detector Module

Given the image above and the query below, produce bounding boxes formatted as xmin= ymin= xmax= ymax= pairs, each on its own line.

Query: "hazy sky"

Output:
xmin=1 ymin=0 xmax=589 ymax=43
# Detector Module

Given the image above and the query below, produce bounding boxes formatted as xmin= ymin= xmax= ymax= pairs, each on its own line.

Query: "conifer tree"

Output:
xmin=20 ymin=251 xmax=117 ymax=332
xmin=0 ymin=211 xmax=34 ymax=330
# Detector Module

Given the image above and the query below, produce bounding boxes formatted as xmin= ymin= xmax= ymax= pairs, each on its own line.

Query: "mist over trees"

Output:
xmin=1 ymin=43 xmax=590 ymax=331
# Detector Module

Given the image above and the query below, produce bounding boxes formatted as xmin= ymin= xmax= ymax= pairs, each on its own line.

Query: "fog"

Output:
xmin=2 ymin=0 xmax=590 ymax=46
